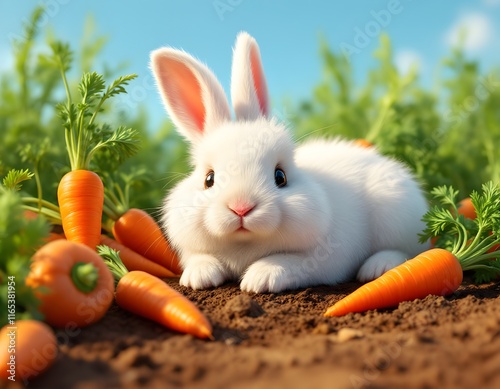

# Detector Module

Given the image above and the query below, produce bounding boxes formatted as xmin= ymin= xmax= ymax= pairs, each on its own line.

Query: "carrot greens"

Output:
xmin=49 ymin=41 xmax=141 ymax=171
xmin=420 ymin=181 xmax=500 ymax=282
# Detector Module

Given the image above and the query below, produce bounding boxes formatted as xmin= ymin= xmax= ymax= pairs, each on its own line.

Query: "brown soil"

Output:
xmin=4 ymin=275 xmax=500 ymax=389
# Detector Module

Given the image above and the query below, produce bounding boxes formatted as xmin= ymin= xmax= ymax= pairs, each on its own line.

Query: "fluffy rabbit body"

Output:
xmin=151 ymin=32 xmax=429 ymax=293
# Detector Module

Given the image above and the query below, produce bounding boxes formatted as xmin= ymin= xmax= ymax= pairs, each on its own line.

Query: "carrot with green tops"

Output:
xmin=100 ymin=234 xmax=177 ymax=278
xmin=453 ymin=197 xmax=499 ymax=253
xmin=325 ymin=182 xmax=500 ymax=317
xmin=98 ymin=246 xmax=212 ymax=339
xmin=52 ymin=43 xmax=139 ymax=249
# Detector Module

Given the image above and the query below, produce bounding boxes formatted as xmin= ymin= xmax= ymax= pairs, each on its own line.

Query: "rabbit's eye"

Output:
xmin=205 ymin=170 xmax=215 ymax=189
xmin=274 ymin=167 xmax=287 ymax=188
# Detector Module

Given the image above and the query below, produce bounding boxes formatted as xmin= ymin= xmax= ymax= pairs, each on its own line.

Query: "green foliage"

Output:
xmin=0 ymin=6 xmax=187 ymax=212
xmin=50 ymin=41 xmax=140 ymax=171
xmin=420 ymin=182 xmax=500 ymax=283
xmin=0 ymin=186 xmax=49 ymax=326
xmin=291 ymin=34 xmax=500 ymax=197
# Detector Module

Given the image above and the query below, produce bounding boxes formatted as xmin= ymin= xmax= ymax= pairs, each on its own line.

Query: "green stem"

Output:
xmin=88 ymin=95 xmax=108 ymax=129
xmin=457 ymin=226 xmax=486 ymax=260
xmin=33 ymin=161 xmax=43 ymax=211
xmin=365 ymin=94 xmax=394 ymax=142
xmin=114 ymin=182 xmax=128 ymax=211
xmin=462 ymin=262 xmax=500 ymax=272
xmin=22 ymin=197 xmax=60 ymax=213
xmin=97 ymin=245 xmax=129 ymax=284
xmin=75 ymin=87 xmax=90 ymax=170
xmin=71 ymin=262 xmax=99 ymax=293
xmin=456 ymin=221 xmax=471 ymax=254
xmin=460 ymin=240 xmax=500 ymax=269
xmin=57 ymin=59 xmax=76 ymax=170
xmin=22 ymin=205 xmax=61 ymax=224
xmin=103 ymin=196 xmax=122 ymax=221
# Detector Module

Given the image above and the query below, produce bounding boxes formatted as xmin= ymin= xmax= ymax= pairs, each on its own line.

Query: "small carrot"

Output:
xmin=353 ymin=139 xmax=374 ymax=148
xmin=455 ymin=197 xmax=499 ymax=253
xmin=58 ymin=170 xmax=104 ymax=249
xmin=111 ymin=208 xmax=182 ymax=275
xmin=457 ymin=197 xmax=476 ymax=220
xmin=26 ymin=240 xmax=114 ymax=328
xmin=0 ymin=320 xmax=58 ymax=382
xmin=99 ymin=246 xmax=212 ymax=339
xmin=325 ymin=182 xmax=500 ymax=317
xmin=100 ymin=234 xmax=177 ymax=278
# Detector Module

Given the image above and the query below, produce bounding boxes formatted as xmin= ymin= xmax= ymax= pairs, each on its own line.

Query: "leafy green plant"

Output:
xmin=0 ymin=172 xmax=50 ymax=326
xmin=0 ymin=6 xmax=188 ymax=214
xmin=291 ymin=34 xmax=500 ymax=197
xmin=421 ymin=181 xmax=500 ymax=283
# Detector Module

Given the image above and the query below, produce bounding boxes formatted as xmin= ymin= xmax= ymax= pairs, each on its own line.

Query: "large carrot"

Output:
xmin=0 ymin=320 xmax=58 ymax=382
xmin=26 ymin=240 xmax=114 ymax=328
xmin=58 ymin=170 xmax=104 ymax=249
xmin=52 ymin=50 xmax=139 ymax=250
xmin=325 ymin=182 xmax=500 ymax=317
xmin=111 ymin=208 xmax=182 ymax=275
xmin=99 ymin=246 xmax=212 ymax=339
xmin=325 ymin=249 xmax=462 ymax=316
xmin=100 ymin=234 xmax=177 ymax=278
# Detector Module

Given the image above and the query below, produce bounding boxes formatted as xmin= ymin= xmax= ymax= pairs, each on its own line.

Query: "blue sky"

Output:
xmin=1 ymin=0 xmax=500 ymax=128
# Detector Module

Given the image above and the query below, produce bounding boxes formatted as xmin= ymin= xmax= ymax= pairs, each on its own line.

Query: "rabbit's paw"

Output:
xmin=179 ymin=255 xmax=227 ymax=289
xmin=241 ymin=256 xmax=300 ymax=293
xmin=357 ymin=250 xmax=408 ymax=282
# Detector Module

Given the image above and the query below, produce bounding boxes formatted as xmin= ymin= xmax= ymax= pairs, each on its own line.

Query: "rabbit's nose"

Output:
xmin=229 ymin=202 xmax=255 ymax=217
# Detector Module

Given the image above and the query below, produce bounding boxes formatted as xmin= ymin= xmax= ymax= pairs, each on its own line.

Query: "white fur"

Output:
xmin=150 ymin=32 xmax=430 ymax=293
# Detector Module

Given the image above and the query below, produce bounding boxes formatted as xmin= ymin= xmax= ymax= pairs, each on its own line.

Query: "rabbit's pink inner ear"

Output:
xmin=157 ymin=58 xmax=206 ymax=133
xmin=250 ymin=44 xmax=269 ymax=117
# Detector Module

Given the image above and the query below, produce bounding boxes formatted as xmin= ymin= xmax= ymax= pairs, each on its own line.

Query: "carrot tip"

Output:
xmin=198 ymin=327 xmax=214 ymax=340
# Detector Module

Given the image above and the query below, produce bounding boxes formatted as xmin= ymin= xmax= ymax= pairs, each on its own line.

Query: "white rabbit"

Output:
xmin=150 ymin=32 xmax=429 ymax=293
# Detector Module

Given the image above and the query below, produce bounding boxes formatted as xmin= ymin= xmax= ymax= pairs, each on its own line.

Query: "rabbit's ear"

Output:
xmin=231 ymin=32 xmax=270 ymax=121
xmin=150 ymin=48 xmax=231 ymax=143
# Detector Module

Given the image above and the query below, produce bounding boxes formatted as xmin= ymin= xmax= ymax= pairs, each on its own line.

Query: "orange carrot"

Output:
xmin=353 ymin=139 xmax=374 ymax=148
xmin=99 ymin=247 xmax=212 ymax=339
xmin=100 ymin=234 xmax=177 ymax=278
xmin=0 ymin=320 xmax=58 ymax=382
xmin=112 ymin=208 xmax=182 ymax=275
xmin=26 ymin=240 xmax=114 ymax=328
xmin=53 ymin=61 xmax=138 ymax=251
xmin=325 ymin=182 xmax=500 ymax=317
xmin=457 ymin=197 xmax=476 ymax=220
xmin=58 ymin=170 xmax=104 ymax=250
xmin=325 ymin=249 xmax=462 ymax=317
xmin=456 ymin=198 xmax=499 ymax=253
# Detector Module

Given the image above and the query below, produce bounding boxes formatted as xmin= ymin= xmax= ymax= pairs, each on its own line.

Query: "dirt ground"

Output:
xmin=4 ymin=274 xmax=500 ymax=389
